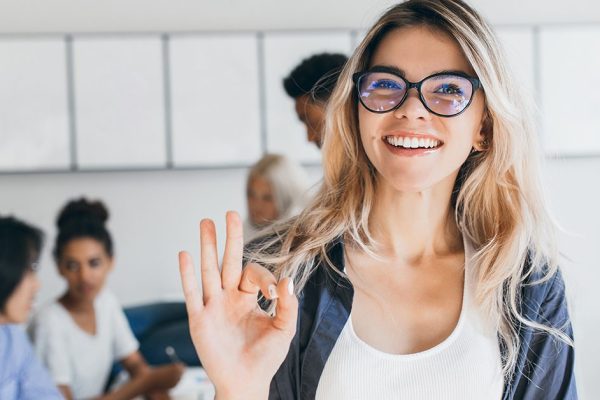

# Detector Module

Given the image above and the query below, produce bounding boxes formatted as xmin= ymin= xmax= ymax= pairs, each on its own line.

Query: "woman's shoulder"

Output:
xmin=29 ymin=299 xmax=67 ymax=326
xmin=0 ymin=324 xmax=29 ymax=345
xmin=0 ymin=325 xmax=33 ymax=366
xmin=519 ymin=263 xmax=570 ymax=326
xmin=521 ymin=263 xmax=566 ymax=299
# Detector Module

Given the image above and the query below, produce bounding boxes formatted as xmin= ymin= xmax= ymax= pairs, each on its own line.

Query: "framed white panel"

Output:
xmin=73 ymin=36 xmax=166 ymax=169
xmin=540 ymin=26 xmax=600 ymax=155
xmin=496 ymin=27 xmax=536 ymax=96
xmin=170 ymin=34 xmax=261 ymax=167
xmin=0 ymin=38 xmax=70 ymax=171
xmin=263 ymin=31 xmax=353 ymax=163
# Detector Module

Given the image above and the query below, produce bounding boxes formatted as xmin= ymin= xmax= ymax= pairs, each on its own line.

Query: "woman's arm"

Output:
xmin=91 ymin=351 xmax=183 ymax=400
xmin=58 ymin=385 xmax=73 ymax=400
xmin=120 ymin=351 xmax=184 ymax=399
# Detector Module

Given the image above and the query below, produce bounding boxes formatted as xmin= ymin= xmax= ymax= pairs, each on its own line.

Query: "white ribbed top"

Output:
xmin=315 ymin=240 xmax=504 ymax=400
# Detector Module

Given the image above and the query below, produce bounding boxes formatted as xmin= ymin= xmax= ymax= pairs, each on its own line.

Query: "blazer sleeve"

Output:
xmin=512 ymin=269 xmax=577 ymax=400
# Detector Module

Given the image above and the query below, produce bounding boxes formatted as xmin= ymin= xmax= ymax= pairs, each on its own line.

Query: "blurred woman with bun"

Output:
xmin=29 ymin=198 xmax=183 ymax=400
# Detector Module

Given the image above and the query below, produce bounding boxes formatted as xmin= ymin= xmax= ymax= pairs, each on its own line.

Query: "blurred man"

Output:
xmin=283 ymin=53 xmax=348 ymax=149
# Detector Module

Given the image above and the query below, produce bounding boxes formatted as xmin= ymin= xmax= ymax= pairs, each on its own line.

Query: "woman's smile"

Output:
xmin=383 ymin=130 xmax=444 ymax=157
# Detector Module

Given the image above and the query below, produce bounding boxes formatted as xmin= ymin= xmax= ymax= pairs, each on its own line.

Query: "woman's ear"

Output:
xmin=473 ymin=109 xmax=493 ymax=151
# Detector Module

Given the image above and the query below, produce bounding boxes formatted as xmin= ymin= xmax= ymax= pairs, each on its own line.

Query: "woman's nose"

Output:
xmin=392 ymin=89 xmax=431 ymax=121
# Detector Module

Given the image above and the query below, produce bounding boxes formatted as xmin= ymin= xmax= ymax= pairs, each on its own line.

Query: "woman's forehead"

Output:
xmin=369 ymin=26 xmax=475 ymax=80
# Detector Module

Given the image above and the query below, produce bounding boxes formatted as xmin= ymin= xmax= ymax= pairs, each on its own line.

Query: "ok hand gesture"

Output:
xmin=178 ymin=211 xmax=298 ymax=400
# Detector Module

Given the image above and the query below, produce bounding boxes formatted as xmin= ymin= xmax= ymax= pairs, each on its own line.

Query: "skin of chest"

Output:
xmin=345 ymin=248 xmax=465 ymax=355
xmin=61 ymin=301 xmax=98 ymax=336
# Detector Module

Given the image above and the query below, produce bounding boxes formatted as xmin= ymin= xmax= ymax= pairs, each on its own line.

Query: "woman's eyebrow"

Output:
xmin=370 ymin=64 xmax=406 ymax=76
xmin=370 ymin=64 xmax=471 ymax=77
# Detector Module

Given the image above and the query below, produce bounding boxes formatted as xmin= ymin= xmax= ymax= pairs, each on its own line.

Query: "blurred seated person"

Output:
xmin=29 ymin=198 xmax=183 ymax=400
xmin=283 ymin=52 xmax=348 ymax=148
xmin=244 ymin=154 xmax=310 ymax=243
xmin=0 ymin=215 xmax=63 ymax=399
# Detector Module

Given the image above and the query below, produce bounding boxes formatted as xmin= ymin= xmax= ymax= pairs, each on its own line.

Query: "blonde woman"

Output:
xmin=244 ymin=154 xmax=311 ymax=243
xmin=178 ymin=0 xmax=576 ymax=399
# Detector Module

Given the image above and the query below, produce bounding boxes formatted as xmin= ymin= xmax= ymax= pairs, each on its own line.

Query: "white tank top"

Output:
xmin=315 ymin=240 xmax=504 ymax=400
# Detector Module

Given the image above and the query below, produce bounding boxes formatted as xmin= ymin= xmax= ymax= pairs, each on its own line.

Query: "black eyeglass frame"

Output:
xmin=352 ymin=66 xmax=482 ymax=118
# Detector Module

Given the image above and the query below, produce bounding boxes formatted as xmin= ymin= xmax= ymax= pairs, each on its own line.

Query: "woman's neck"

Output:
xmin=368 ymin=176 xmax=463 ymax=264
xmin=59 ymin=292 xmax=95 ymax=314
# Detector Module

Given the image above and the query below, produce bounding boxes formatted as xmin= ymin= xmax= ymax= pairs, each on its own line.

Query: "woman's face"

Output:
xmin=1 ymin=269 xmax=40 ymax=324
xmin=58 ymin=238 xmax=113 ymax=303
xmin=247 ymin=176 xmax=279 ymax=227
xmin=358 ymin=26 xmax=486 ymax=193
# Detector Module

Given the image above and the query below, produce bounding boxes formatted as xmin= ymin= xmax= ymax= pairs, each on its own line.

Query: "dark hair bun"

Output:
xmin=56 ymin=198 xmax=109 ymax=230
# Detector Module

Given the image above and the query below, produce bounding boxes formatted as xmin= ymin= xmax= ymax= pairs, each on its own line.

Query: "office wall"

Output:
xmin=0 ymin=0 xmax=599 ymax=32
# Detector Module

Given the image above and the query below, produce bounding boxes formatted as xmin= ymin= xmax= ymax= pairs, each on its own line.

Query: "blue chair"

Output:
xmin=105 ymin=302 xmax=200 ymax=390
xmin=124 ymin=302 xmax=200 ymax=366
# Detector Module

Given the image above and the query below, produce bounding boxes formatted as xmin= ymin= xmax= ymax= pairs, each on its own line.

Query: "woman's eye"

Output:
xmin=435 ymin=83 xmax=463 ymax=95
xmin=368 ymin=79 xmax=403 ymax=91
xmin=65 ymin=262 xmax=79 ymax=272
xmin=90 ymin=258 xmax=102 ymax=268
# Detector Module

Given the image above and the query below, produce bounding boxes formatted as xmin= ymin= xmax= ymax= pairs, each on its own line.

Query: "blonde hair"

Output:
xmin=247 ymin=0 xmax=572 ymax=381
xmin=247 ymin=154 xmax=311 ymax=221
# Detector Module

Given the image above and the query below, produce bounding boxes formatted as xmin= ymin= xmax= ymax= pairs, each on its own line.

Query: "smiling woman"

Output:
xmin=177 ymin=0 xmax=577 ymax=399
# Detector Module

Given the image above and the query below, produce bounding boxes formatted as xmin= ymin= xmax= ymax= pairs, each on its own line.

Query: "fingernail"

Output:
xmin=287 ymin=280 xmax=294 ymax=296
xmin=268 ymin=284 xmax=278 ymax=299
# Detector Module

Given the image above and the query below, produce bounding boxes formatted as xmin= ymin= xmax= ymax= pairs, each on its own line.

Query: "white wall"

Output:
xmin=0 ymin=0 xmax=599 ymax=398
xmin=0 ymin=0 xmax=598 ymax=33
xmin=543 ymin=158 xmax=600 ymax=400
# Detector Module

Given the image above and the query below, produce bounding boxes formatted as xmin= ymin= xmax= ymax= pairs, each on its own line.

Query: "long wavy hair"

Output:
xmin=246 ymin=0 xmax=572 ymax=381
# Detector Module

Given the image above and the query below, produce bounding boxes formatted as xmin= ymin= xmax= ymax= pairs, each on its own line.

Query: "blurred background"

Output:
xmin=0 ymin=0 xmax=598 ymax=397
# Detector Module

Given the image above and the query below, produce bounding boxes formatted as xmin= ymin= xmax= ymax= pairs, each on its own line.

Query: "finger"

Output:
xmin=239 ymin=263 xmax=278 ymax=300
xmin=272 ymin=277 xmax=298 ymax=334
xmin=200 ymin=219 xmax=222 ymax=302
xmin=221 ymin=211 xmax=244 ymax=290
xmin=178 ymin=251 xmax=204 ymax=314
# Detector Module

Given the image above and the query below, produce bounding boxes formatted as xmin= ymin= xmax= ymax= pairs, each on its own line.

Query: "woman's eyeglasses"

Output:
xmin=353 ymin=66 xmax=481 ymax=117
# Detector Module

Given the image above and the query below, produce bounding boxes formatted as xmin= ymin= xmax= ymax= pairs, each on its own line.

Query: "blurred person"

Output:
xmin=283 ymin=53 xmax=348 ymax=148
xmin=29 ymin=198 xmax=183 ymax=400
xmin=0 ymin=215 xmax=63 ymax=399
xmin=244 ymin=154 xmax=311 ymax=243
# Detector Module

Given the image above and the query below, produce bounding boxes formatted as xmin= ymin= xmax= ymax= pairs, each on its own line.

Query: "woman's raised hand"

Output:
xmin=178 ymin=211 xmax=298 ymax=400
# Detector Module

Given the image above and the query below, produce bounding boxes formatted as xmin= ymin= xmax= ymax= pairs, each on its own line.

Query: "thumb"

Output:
xmin=271 ymin=278 xmax=298 ymax=336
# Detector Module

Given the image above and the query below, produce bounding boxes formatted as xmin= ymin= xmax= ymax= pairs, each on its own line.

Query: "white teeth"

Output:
xmin=386 ymin=136 xmax=441 ymax=149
